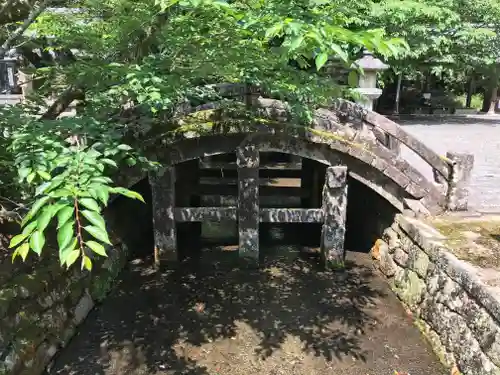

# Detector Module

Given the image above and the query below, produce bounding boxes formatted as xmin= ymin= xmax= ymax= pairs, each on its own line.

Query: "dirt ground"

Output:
xmin=45 ymin=246 xmax=446 ymax=375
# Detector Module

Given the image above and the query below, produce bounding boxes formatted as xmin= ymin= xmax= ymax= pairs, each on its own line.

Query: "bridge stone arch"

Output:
xmin=120 ymin=84 xmax=473 ymax=268
xmin=155 ymin=133 xmax=421 ymax=210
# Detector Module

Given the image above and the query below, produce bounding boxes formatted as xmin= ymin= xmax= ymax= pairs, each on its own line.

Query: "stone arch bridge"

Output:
xmin=116 ymin=83 xmax=474 ymax=268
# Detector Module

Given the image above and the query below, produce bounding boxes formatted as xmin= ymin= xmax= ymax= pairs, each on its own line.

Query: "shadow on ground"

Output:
xmin=45 ymin=248 xmax=445 ymax=375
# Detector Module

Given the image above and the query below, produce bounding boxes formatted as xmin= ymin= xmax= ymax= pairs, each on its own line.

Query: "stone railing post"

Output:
xmin=237 ymin=143 xmax=260 ymax=266
xmin=320 ymin=165 xmax=348 ymax=269
xmin=149 ymin=166 xmax=177 ymax=267
xmin=445 ymin=152 xmax=474 ymax=211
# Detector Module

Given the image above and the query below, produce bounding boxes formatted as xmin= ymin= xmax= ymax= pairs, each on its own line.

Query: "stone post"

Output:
xmin=320 ymin=166 xmax=348 ymax=269
xmin=445 ymin=152 xmax=474 ymax=211
xmin=432 ymin=167 xmax=449 ymax=197
xmin=148 ymin=167 xmax=177 ymax=267
xmin=237 ymin=143 xmax=260 ymax=266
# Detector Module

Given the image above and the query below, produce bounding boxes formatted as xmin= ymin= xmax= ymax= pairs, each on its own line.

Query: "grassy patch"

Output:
xmin=428 ymin=216 xmax=500 ymax=269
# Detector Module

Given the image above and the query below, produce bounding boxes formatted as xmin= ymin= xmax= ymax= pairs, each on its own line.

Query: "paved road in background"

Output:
xmin=398 ymin=116 xmax=500 ymax=213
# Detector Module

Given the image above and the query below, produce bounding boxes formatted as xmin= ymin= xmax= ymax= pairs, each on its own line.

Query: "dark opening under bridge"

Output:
xmin=119 ymin=83 xmax=475 ymax=268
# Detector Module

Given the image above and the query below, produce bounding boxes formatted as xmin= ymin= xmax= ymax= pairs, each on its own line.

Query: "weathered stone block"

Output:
xmin=379 ymin=244 xmax=397 ymax=277
xmin=149 ymin=167 xmax=177 ymax=266
xmin=237 ymin=144 xmax=260 ymax=265
xmin=415 ymin=318 xmax=456 ymax=368
xmin=382 ymin=227 xmax=400 ymax=252
xmin=320 ymin=165 xmax=348 ymax=269
xmin=73 ymin=292 xmax=94 ymax=325
xmin=394 ymin=269 xmax=426 ymax=308
xmin=445 ymin=152 xmax=474 ymax=212
xmin=409 ymin=248 xmax=430 ymax=278
xmin=466 ymin=307 xmax=500 ymax=367
xmin=485 ymin=330 xmax=500 ymax=369
xmin=370 ymin=239 xmax=386 ymax=260
xmin=393 ymin=248 xmax=409 ymax=267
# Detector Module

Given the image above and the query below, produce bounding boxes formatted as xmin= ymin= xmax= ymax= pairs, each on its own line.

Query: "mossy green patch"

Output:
xmin=427 ymin=215 xmax=500 ymax=270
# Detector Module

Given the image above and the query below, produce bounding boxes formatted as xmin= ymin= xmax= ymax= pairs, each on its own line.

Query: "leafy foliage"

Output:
xmin=0 ymin=0 xmax=409 ymax=269
xmin=364 ymin=0 xmax=500 ymax=76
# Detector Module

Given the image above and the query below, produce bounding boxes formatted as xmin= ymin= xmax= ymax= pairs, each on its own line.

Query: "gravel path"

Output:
xmin=46 ymin=250 xmax=445 ymax=375
xmin=398 ymin=116 xmax=500 ymax=213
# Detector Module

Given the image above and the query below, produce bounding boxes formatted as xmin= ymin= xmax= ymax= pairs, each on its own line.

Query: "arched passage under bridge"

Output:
xmin=111 ymin=89 xmax=473 ymax=268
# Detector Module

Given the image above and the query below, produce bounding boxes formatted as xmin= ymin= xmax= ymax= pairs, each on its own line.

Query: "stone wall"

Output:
xmin=372 ymin=213 xmax=500 ymax=375
xmin=0 ymin=195 xmax=143 ymax=375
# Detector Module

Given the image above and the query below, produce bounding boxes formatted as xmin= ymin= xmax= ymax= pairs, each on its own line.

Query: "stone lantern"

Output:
xmin=351 ymin=49 xmax=389 ymax=111
xmin=351 ymin=50 xmax=400 ymax=153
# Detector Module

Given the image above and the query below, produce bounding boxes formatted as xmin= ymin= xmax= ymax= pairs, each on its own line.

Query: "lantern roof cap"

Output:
xmin=352 ymin=49 xmax=389 ymax=71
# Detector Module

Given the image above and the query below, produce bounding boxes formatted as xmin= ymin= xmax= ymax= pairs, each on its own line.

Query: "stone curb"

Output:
xmin=395 ymin=213 xmax=500 ymax=325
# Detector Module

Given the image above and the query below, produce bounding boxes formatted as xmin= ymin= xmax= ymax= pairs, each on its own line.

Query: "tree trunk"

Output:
xmin=394 ymin=72 xmax=402 ymax=114
xmin=482 ymin=85 xmax=498 ymax=114
xmin=465 ymin=76 xmax=475 ymax=108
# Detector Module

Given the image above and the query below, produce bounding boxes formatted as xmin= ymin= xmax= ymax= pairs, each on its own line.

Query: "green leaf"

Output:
xmin=90 ymin=177 xmax=112 ymax=184
xmin=37 ymin=170 xmax=51 ymax=180
xmin=110 ymin=187 xmax=145 ymax=203
xmin=46 ymin=177 xmax=66 ymax=193
xmin=348 ymin=70 xmax=358 ymax=87
xmin=82 ymin=255 xmax=93 ymax=271
xmin=18 ymin=167 xmax=32 ymax=180
xmin=57 ymin=206 xmax=74 ymax=228
xmin=22 ymin=196 xmax=50 ymax=227
xmin=315 ymin=52 xmax=329 ymax=71
xmin=57 ymin=220 xmax=74 ymax=250
xmin=265 ymin=22 xmax=284 ymax=39
xmin=27 ymin=172 xmax=36 ymax=184
xmin=117 ymin=144 xmax=132 ymax=151
xmin=12 ymin=242 xmax=30 ymax=262
xmin=79 ymin=198 xmax=101 ymax=212
xmin=59 ymin=237 xmax=77 ymax=266
xmin=289 ymin=35 xmax=304 ymax=51
xmin=330 ymin=43 xmax=348 ymax=62
xmin=9 ymin=233 xmax=29 ymax=248
xmin=125 ymin=158 xmax=137 ymax=166
xmin=86 ymin=240 xmax=107 ymax=257
xmin=101 ymin=158 xmax=118 ymax=168
xmin=22 ymin=221 xmax=37 ymax=235
xmin=65 ymin=249 xmax=80 ymax=268
xmin=89 ymin=184 xmax=109 ymax=206
xmin=37 ymin=205 xmax=58 ymax=232
xmin=17 ymin=242 xmax=30 ymax=261
xmin=35 ymin=182 xmax=51 ymax=196
xmin=81 ymin=210 xmax=106 ymax=231
xmin=29 ymin=231 xmax=45 ymax=255
xmin=84 ymin=225 xmax=112 ymax=245
xmin=49 ymin=188 xmax=73 ymax=198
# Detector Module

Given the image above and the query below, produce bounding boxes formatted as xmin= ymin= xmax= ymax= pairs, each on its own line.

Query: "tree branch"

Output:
xmin=0 ymin=0 xmax=17 ymax=21
xmin=40 ymin=86 xmax=84 ymax=120
xmin=0 ymin=0 xmax=52 ymax=58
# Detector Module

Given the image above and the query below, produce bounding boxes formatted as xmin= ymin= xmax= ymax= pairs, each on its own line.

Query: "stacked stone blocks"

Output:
xmin=372 ymin=214 xmax=500 ymax=375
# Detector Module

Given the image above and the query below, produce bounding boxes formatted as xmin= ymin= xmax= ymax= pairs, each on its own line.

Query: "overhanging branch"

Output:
xmin=0 ymin=0 xmax=52 ymax=58
xmin=40 ymin=86 xmax=84 ymax=120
